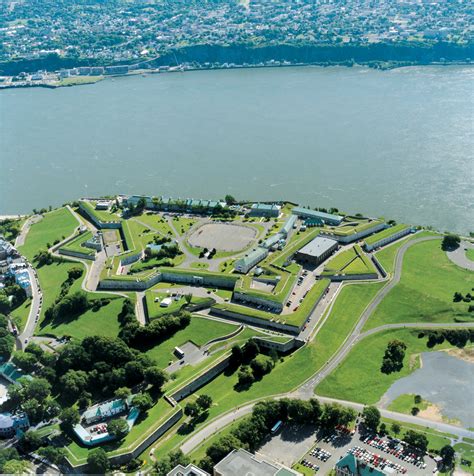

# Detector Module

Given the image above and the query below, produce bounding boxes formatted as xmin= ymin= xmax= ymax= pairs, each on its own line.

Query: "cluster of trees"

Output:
xmin=33 ymin=249 xmax=63 ymax=267
xmin=403 ymin=430 xmax=429 ymax=453
xmin=381 ymin=340 xmax=407 ymax=374
xmin=0 ymin=448 xmax=31 ymax=474
xmin=441 ymin=234 xmax=460 ymax=251
xmin=144 ymin=242 xmax=181 ymax=261
xmin=199 ymin=398 xmax=355 ymax=471
xmin=120 ymin=310 xmax=190 ymax=348
xmin=420 ymin=329 xmax=474 ymax=348
xmin=229 ymin=341 xmax=277 ymax=387
xmin=0 ymin=314 xmax=15 ymax=360
xmin=154 ymin=450 xmax=190 ymax=476
xmin=0 ymin=276 xmax=27 ymax=314
xmin=9 ymin=333 xmax=166 ymax=424
xmin=0 ymin=218 xmax=21 ymax=241
xmin=44 ymin=291 xmax=89 ymax=322
xmin=19 ymin=430 xmax=66 ymax=466
xmin=184 ymin=394 xmax=213 ymax=420
xmin=128 ymin=197 xmax=147 ymax=216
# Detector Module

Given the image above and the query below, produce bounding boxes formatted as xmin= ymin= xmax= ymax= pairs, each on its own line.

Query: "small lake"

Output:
xmin=380 ymin=351 xmax=474 ymax=428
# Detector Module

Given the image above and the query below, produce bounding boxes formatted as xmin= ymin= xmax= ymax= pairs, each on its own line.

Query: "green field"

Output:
xmin=38 ymin=296 xmax=124 ymax=340
xmin=373 ymin=230 xmax=435 ymax=275
xmin=454 ymin=442 xmax=474 ymax=474
xmin=381 ymin=417 xmax=455 ymax=452
xmin=9 ymin=298 xmax=32 ymax=332
xmin=130 ymin=213 xmax=174 ymax=236
xmin=145 ymin=315 xmax=238 ymax=368
xmin=323 ymin=245 xmax=377 ymax=276
xmin=79 ymin=201 xmax=119 ymax=223
xmin=58 ymin=76 xmax=103 ymax=87
xmin=59 ymin=231 xmax=95 ymax=256
xmin=19 ymin=207 xmax=78 ymax=260
xmin=466 ymin=248 xmax=474 ymax=262
xmin=172 ymin=217 xmax=197 ymax=236
xmin=364 ymin=239 xmax=474 ymax=330
xmin=316 ymin=328 xmax=455 ymax=405
xmin=387 ymin=393 xmax=430 ymax=414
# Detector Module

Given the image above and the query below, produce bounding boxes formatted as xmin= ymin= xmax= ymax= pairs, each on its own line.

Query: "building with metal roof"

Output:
xmin=335 ymin=452 xmax=391 ymax=476
xmin=234 ymin=247 xmax=269 ymax=274
xmin=292 ymin=207 xmax=343 ymax=226
xmin=295 ymin=236 xmax=338 ymax=266
xmin=214 ymin=449 xmax=301 ymax=476
xmin=281 ymin=214 xmax=297 ymax=236
xmin=249 ymin=203 xmax=281 ymax=218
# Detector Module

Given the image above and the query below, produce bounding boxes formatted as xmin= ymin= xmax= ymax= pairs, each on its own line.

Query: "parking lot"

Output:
xmin=259 ymin=422 xmax=438 ymax=475
xmin=296 ymin=427 xmax=438 ymax=475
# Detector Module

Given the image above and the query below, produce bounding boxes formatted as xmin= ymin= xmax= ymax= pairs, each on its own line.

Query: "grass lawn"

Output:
xmin=38 ymin=296 xmax=124 ymax=340
xmin=454 ymin=442 xmax=474 ymax=474
xmin=466 ymin=248 xmax=474 ymax=262
xmin=316 ymin=328 xmax=455 ymax=405
xmin=58 ymin=76 xmax=102 ymax=86
xmin=19 ymin=207 xmax=78 ymax=260
xmin=172 ymin=217 xmax=197 ymax=236
xmin=190 ymin=262 xmax=209 ymax=269
xmin=381 ymin=417 xmax=455 ymax=452
xmin=145 ymin=316 xmax=238 ymax=368
xmin=9 ymin=298 xmax=32 ymax=332
xmin=59 ymin=231 xmax=95 ymax=256
xmin=133 ymin=213 xmax=175 ymax=236
xmin=323 ymin=245 xmax=376 ymax=276
xmin=373 ymin=230 xmax=436 ymax=275
xmin=364 ymin=239 xmax=474 ymax=330
xmin=364 ymin=224 xmax=410 ymax=246
xmin=387 ymin=394 xmax=430 ymax=415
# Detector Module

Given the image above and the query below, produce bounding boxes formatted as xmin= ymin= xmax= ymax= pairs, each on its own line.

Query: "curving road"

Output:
xmin=177 ymin=235 xmax=474 ymax=455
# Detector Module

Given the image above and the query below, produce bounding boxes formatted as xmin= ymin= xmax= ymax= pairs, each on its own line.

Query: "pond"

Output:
xmin=380 ymin=351 xmax=474 ymax=428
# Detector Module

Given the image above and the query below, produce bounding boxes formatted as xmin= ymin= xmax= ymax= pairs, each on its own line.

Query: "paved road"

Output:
xmin=179 ymin=235 xmax=474 ymax=455
xmin=17 ymin=266 xmax=42 ymax=350
xmin=446 ymin=240 xmax=474 ymax=271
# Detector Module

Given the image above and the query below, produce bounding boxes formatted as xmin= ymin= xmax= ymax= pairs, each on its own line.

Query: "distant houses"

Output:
xmin=0 ymin=413 xmax=29 ymax=439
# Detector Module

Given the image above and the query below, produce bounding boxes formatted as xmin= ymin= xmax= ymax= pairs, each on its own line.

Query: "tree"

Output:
xmin=242 ymin=340 xmax=259 ymax=362
xmin=250 ymin=354 xmax=274 ymax=379
xmin=60 ymin=369 xmax=88 ymax=401
xmin=225 ymin=195 xmax=237 ymax=205
xmin=440 ymin=445 xmax=455 ymax=468
xmin=37 ymin=447 xmax=66 ymax=466
xmin=19 ymin=431 xmax=42 ymax=452
xmin=114 ymin=387 xmax=131 ymax=400
xmin=0 ymin=294 xmax=10 ymax=313
xmin=404 ymin=430 xmax=428 ymax=452
xmin=144 ymin=366 xmax=168 ymax=389
xmin=67 ymin=267 xmax=83 ymax=280
xmin=362 ymin=406 xmax=381 ymax=432
xmin=237 ymin=365 xmax=254 ymax=386
xmin=107 ymin=418 xmax=129 ymax=440
xmin=87 ymin=448 xmax=110 ymax=474
xmin=391 ymin=423 xmax=401 ymax=435
xmin=184 ymin=293 xmax=192 ymax=305
xmin=196 ymin=394 xmax=213 ymax=411
xmin=154 ymin=450 xmax=190 ymax=476
xmin=206 ymin=434 xmax=243 ymax=464
xmin=2 ymin=459 xmax=30 ymax=475
xmin=414 ymin=395 xmax=422 ymax=404
xmin=59 ymin=407 xmax=80 ymax=432
xmin=230 ymin=345 xmax=243 ymax=366
xmin=381 ymin=340 xmax=407 ymax=374
xmin=442 ymin=234 xmax=460 ymax=251
xmin=184 ymin=402 xmax=200 ymax=419
xmin=132 ymin=392 xmax=153 ymax=412
xmin=12 ymin=351 xmax=38 ymax=373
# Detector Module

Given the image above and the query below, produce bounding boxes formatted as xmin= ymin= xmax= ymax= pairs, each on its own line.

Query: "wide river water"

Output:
xmin=1 ymin=66 xmax=473 ymax=233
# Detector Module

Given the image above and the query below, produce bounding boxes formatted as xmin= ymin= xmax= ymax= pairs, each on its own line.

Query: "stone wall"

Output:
xmin=58 ymin=248 xmax=96 ymax=261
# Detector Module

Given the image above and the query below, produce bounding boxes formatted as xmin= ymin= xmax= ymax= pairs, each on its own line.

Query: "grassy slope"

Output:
xmin=466 ymin=248 xmax=474 ymax=262
xmin=146 ymin=316 xmax=238 ymax=368
xmin=316 ymin=329 xmax=454 ymax=405
xmin=9 ymin=298 xmax=32 ymax=332
xmin=19 ymin=207 xmax=78 ymax=260
xmin=365 ymin=239 xmax=474 ymax=330
xmin=38 ymin=297 xmax=123 ymax=340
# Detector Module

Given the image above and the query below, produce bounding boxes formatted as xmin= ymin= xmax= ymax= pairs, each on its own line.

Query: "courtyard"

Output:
xmin=187 ymin=223 xmax=257 ymax=252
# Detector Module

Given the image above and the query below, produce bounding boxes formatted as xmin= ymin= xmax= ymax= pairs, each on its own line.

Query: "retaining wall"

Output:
xmin=364 ymin=227 xmax=414 ymax=252
xmin=170 ymin=355 xmax=232 ymax=401
xmin=58 ymin=249 xmax=96 ymax=261
xmin=254 ymin=336 xmax=301 ymax=353
xmin=371 ymin=254 xmax=387 ymax=278
xmin=209 ymin=307 xmax=300 ymax=335
xmin=321 ymin=222 xmax=388 ymax=244
xmin=327 ymin=272 xmax=378 ymax=282
xmin=233 ymin=291 xmax=283 ymax=312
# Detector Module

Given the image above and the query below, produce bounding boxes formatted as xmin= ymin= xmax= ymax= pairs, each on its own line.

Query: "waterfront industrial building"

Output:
xmin=295 ymin=237 xmax=338 ymax=266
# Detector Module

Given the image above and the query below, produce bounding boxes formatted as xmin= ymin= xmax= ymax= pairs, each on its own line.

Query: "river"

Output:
xmin=1 ymin=66 xmax=473 ymax=233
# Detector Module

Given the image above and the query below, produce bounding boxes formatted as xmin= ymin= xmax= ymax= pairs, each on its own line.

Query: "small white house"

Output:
xmin=160 ymin=297 xmax=173 ymax=308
